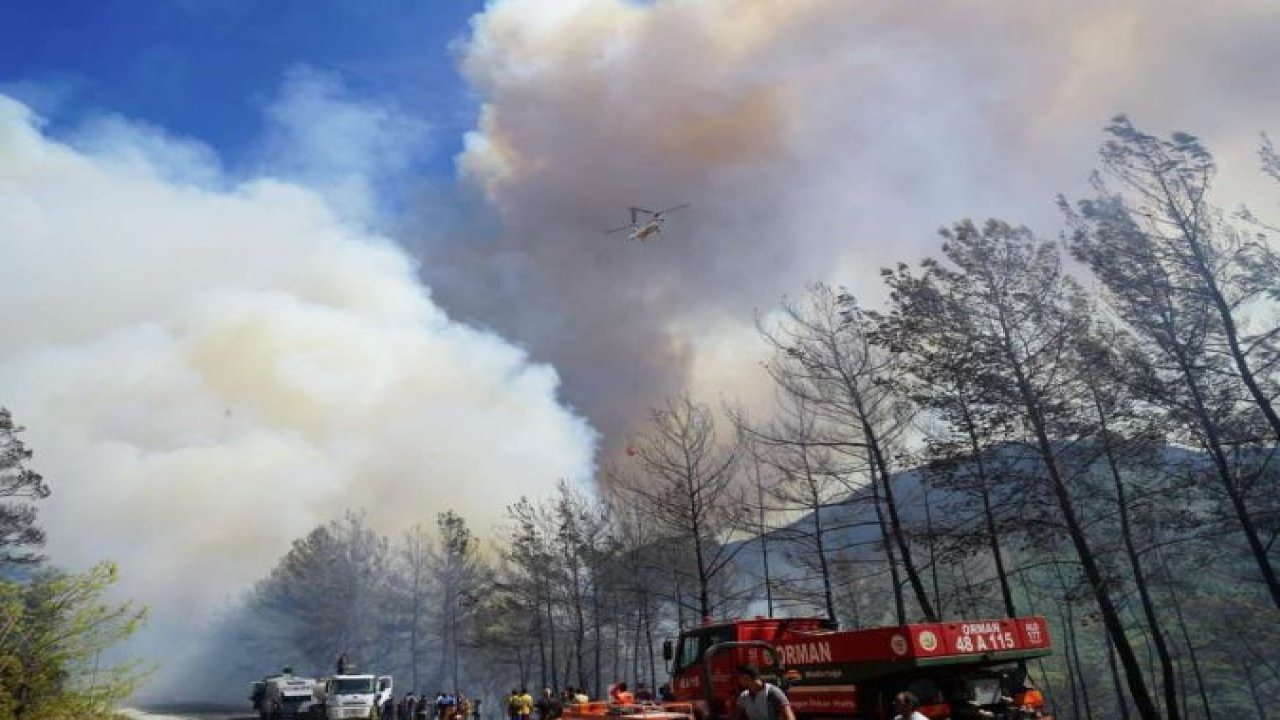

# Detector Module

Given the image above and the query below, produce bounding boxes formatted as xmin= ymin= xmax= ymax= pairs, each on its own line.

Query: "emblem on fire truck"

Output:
xmin=1024 ymin=620 xmax=1043 ymax=644
xmin=890 ymin=634 xmax=909 ymax=656
xmin=917 ymin=630 xmax=938 ymax=652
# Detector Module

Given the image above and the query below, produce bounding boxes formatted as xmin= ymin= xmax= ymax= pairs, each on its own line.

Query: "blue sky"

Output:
xmin=0 ymin=0 xmax=485 ymax=176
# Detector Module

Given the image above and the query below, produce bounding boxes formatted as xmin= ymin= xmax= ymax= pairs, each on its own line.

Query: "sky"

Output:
xmin=3 ymin=0 xmax=1280 ymax=697
xmin=0 ymin=0 xmax=482 ymax=172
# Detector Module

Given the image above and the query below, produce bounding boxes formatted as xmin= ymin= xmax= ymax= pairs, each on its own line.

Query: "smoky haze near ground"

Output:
xmin=415 ymin=0 xmax=1280 ymax=461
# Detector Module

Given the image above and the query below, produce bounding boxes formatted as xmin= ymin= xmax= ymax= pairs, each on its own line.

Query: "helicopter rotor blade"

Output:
xmin=655 ymin=203 xmax=689 ymax=215
xmin=605 ymin=225 xmax=634 ymax=234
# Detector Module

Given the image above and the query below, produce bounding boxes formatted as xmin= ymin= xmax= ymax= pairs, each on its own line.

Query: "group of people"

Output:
xmin=503 ymin=686 xmax=585 ymax=720
xmin=504 ymin=680 xmax=676 ymax=720
xmin=383 ymin=690 xmax=477 ymax=720
xmin=372 ymin=666 xmax=920 ymax=720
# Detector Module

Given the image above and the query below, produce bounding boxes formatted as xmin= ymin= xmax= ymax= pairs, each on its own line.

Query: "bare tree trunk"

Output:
xmin=545 ymin=582 xmax=558 ymax=692
xmin=1059 ymin=606 xmax=1084 ymax=720
xmin=1106 ymin=620 xmax=1133 ymax=720
xmin=562 ymin=644 xmax=573 ymax=697
xmin=1092 ymin=401 xmax=1180 ymax=720
xmin=671 ymin=560 xmax=686 ymax=629
xmin=1173 ymin=347 xmax=1280 ymax=609
xmin=573 ymin=566 xmax=586 ymax=691
xmin=520 ymin=639 xmax=530 ymax=688
xmin=452 ymin=611 xmax=460 ymax=691
xmin=592 ymin=581 xmax=603 ymax=696
xmin=644 ymin=593 xmax=657 ymax=691
xmin=533 ymin=587 xmax=548 ymax=691
xmin=411 ymin=609 xmax=421 ymax=690
xmin=609 ymin=590 xmax=621 ymax=695
xmin=1051 ymin=558 xmax=1096 ymax=720
xmin=752 ymin=453 xmax=775 ymax=616
xmin=856 ymin=396 xmax=937 ymax=621
xmin=632 ymin=603 xmax=643 ymax=690
xmin=1171 ymin=641 xmax=1188 ymax=720
xmin=958 ymin=401 xmax=1017 ymax=618
xmin=802 ymin=446 xmax=837 ymax=621
xmin=1066 ymin=606 xmax=1095 ymax=720
xmin=1158 ymin=551 xmax=1214 ymax=720
xmin=868 ymin=461 xmax=905 ymax=625
xmin=921 ymin=480 xmax=942 ymax=617
xmin=688 ymin=494 xmax=712 ymax=619
xmin=1241 ymin=661 xmax=1270 ymax=720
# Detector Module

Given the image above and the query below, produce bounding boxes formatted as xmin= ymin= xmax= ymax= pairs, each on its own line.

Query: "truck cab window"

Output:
xmin=677 ymin=636 xmax=701 ymax=670
xmin=675 ymin=628 xmax=737 ymax=671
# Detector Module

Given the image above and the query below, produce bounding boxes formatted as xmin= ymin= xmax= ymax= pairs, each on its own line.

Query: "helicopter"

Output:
xmin=605 ymin=204 xmax=689 ymax=242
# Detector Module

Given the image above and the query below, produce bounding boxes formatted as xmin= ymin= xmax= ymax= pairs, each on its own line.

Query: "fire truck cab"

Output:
xmin=664 ymin=616 xmax=1051 ymax=720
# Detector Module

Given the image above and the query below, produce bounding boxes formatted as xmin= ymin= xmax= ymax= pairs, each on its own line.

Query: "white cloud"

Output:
xmin=66 ymin=113 xmax=225 ymax=188
xmin=256 ymin=65 xmax=432 ymax=225
xmin=0 ymin=95 xmax=595 ymax=674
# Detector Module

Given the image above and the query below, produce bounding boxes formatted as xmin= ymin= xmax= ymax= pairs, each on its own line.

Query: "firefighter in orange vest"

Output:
xmin=609 ymin=682 xmax=635 ymax=705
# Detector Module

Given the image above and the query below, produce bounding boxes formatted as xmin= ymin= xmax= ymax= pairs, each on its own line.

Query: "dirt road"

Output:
xmin=125 ymin=704 xmax=256 ymax=720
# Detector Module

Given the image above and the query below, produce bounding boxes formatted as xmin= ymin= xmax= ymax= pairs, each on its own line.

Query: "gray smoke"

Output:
xmin=420 ymin=0 xmax=1280 ymax=456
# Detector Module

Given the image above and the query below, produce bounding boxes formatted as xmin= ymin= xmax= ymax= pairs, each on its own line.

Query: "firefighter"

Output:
xmin=517 ymin=688 xmax=535 ymax=720
xmin=536 ymin=688 xmax=562 ymax=720
xmin=734 ymin=665 xmax=795 ymax=720
xmin=609 ymin=682 xmax=635 ymax=705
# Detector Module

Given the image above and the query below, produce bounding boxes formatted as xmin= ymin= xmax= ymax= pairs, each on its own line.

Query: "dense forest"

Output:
xmin=199 ymin=119 xmax=1280 ymax=720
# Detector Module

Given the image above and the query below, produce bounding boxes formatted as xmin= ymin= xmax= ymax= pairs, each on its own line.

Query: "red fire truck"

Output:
xmin=662 ymin=615 xmax=1052 ymax=720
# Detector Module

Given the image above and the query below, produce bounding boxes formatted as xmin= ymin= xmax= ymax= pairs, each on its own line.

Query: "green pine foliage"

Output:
xmin=0 ymin=563 xmax=148 ymax=720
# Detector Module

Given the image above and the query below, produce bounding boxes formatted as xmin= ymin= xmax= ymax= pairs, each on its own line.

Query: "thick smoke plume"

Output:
xmin=427 ymin=0 xmax=1280 ymax=455
xmin=0 ymin=94 xmax=595 ymax=687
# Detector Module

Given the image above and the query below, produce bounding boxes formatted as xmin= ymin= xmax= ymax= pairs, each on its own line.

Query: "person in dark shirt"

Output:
xmin=734 ymin=665 xmax=794 ymax=720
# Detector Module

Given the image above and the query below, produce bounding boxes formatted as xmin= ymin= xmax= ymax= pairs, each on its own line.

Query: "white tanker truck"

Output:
xmin=309 ymin=673 xmax=393 ymax=720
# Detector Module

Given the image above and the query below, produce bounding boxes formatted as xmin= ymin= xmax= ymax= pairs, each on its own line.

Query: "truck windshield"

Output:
xmin=334 ymin=678 xmax=376 ymax=694
xmin=675 ymin=627 xmax=735 ymax=670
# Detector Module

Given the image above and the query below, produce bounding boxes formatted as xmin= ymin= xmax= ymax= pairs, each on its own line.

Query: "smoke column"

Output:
xmin=425 ymin=0 xmax=1280 ymax=457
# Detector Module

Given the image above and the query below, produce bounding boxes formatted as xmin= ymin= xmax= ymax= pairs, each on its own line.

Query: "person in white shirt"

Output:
xmin=892 ymin=691 xmax=929 ymax=720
